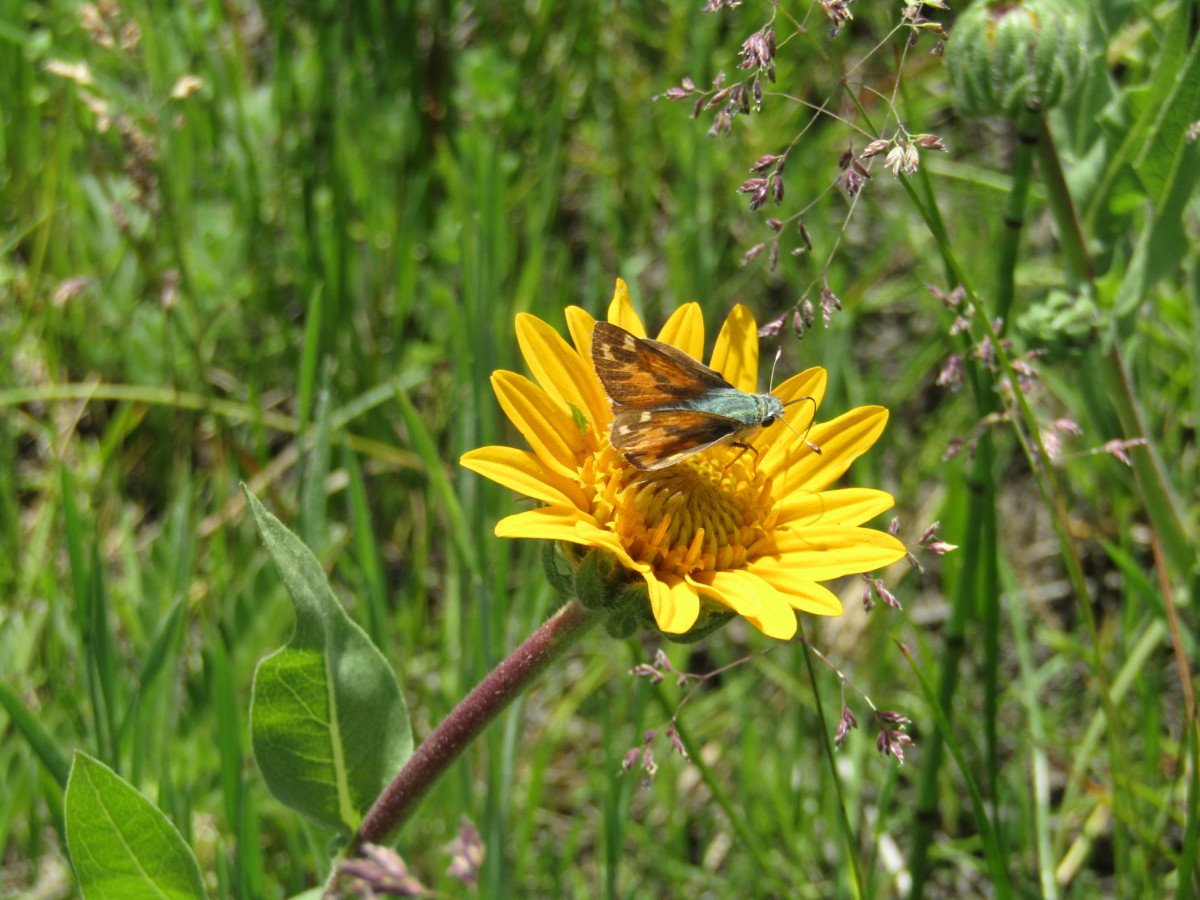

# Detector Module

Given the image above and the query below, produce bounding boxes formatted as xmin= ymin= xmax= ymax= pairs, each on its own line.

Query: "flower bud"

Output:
xmin=944 ymin=0 xmax=1087 ymax=119
xmin=1016 ymin=288 xmax=1099 ymax=353
xmin=573 ymin=546 xmax=631 ymax=612
xmin=541 ymin=540 xmax=578 ymax=599
xmin=603 ymin=599 xmax=648 ymax=638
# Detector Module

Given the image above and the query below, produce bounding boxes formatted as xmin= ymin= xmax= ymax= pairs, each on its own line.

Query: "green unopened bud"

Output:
xmin=573 ymin=546 xmax=630 ymax=612
xmin=541 ymin=540 xmax=578 ymax=599
xmin=945 ymin=0 xmax=1087 ymax=119
xmin=603 ymin=582 xmax=656 ymax=638
xmin=551 ymin=545 xmax=658 ymax=635
xmin=544 ymin=542 xmax=741 ymax=640
xmin=1016 ymin=288 xmax=1100 ymax=353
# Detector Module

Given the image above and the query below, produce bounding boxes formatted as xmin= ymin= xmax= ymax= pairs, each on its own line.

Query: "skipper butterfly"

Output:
xmin=591 ymin=321 xmax=809 ymax=471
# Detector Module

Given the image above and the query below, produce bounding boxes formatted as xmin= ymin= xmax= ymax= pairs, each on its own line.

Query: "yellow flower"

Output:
xmin=461 ymin=280 xmax=906 ymax=640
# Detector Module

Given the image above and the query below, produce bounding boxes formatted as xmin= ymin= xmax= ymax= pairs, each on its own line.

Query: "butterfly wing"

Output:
xmin=592 ymin=322 xmax=731 ymax=408
xmin=611 ymin=408 xmax=742 ymax=471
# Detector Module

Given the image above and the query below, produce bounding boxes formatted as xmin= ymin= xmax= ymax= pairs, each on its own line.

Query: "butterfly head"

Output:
xmin=759 ymin=394 xmax=788 ymax=429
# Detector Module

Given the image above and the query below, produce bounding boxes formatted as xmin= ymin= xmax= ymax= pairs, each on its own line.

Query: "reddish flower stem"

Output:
xmin=348 ymin=598 xmax=600 ymax=853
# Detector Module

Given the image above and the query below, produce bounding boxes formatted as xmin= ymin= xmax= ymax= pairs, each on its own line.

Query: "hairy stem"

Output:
xmin=995 ymin=105 xmax=1042 ymax=327
xmin=348 ymin=598 xmax=600 ymax=853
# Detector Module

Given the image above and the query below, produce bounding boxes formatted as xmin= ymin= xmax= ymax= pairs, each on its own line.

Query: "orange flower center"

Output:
xmin=583 ymin=444 xmax=780 ymax=576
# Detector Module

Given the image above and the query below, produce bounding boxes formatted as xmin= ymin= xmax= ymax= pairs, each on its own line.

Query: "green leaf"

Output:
xmin=1130 ymin=18 xmax=1200 ymax=202
xmin=1103 ymin=6 xmax=1200 ymax=317
xmin=300 ymin=378 xmax=334 ymax=548
xmin=0 ymin=681 xmax=71 ymax=787
xmin=296 ymin=282 xmax=324 ymax=450
xmin=65 ymin=752 xmax=207 ymax=900
xmin=1087 ymin=1 xmax=1191 ymax=229
xmin=343 ymin=445 xmax=392 ymax=651
xmin=244 ymin=488 xmax=413 ymax=836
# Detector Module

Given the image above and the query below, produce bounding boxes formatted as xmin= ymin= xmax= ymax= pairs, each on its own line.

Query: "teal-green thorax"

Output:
xmin=668 ymin=388 xmax=785 ymax=431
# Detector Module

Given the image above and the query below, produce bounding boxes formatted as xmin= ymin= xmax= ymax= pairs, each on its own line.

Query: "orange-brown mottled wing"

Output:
xmin=611 ymin=408 xmax=740 ymax=471
xmin=592 ymin=322 xmax=731 ymax=409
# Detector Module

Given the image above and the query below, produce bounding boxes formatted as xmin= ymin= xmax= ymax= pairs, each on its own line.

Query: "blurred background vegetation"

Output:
xmin=1 ymin=0 xmax=1197 ymax=897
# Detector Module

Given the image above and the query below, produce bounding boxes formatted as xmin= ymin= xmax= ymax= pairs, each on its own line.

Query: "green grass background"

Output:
xmin=2 ymin=1 xmax=1197 ymax=897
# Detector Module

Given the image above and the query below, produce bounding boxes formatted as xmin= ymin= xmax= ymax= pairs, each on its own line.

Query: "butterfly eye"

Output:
xmin=761 ymin=415 xmax=777 ymax=427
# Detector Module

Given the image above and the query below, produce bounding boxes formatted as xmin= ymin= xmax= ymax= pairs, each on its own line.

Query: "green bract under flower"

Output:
xmin=461 ymin=280 xmax=906 ymax=640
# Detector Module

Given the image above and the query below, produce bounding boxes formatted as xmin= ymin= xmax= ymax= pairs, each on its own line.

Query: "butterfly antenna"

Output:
xmin=781 ymin=396 xmax=822 ymax=455
xmin=778 ymin=396 xmax=821 ymax=496
xmin=769 ymin=349 xmax=823 ymax=452
xmin=768 ymin=347 xmax=819 ymax=454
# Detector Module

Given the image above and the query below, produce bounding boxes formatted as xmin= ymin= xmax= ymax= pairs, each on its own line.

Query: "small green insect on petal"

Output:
xmin=567 ymin=401 xmax=590 ymax=436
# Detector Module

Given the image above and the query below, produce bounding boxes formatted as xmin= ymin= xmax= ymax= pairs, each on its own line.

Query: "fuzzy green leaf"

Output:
xmin=1107 ymin=3 xmax=1200 ymax=316
xmin=244 ymin=488 xmax=413 ymax=836
xmin=65 ymin=752 xmax=206 ymax=900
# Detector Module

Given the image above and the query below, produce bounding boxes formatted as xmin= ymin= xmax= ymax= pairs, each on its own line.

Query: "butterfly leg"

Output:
xmin=724 ymin=441 xmax=760 ymax=470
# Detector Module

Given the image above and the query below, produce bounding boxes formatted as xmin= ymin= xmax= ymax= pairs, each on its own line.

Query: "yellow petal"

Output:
xmin=747 ymin=561 xmax=844 ymax=615
xmin=515 ymin=313 xmax=609 ymax=437
xmin=564 ymin=305 xmax=597 ymax=361
xmin=693 ymin=569 xmax=797 ymax=639
xmin=645 ymin=571 xmax=700 ymax=634
xmin=494 ymin=506 xmax=589 ymax=541
xmin=774 ymin=367 xmax=827 ymax=408
xmin=777 ymin=487 xmax=896 ymax=528
xmin=460 ymin=446 xmax=588 ymax=509
xmin=607 ymin=279 xmax=646 ymax=337
xmin=494 ymin=508 xmax=645 ymax=570
xmin=709 ymin=304 xmax=759 ymax=392
xmin=749 ymin=526 xmax=907 ymax=580
xmin=655 ymin=302 xmax=705 ymax=361
xmin=761 ymin=405 xmax=888 ymax=483
xmin=491 ymin=370 xmax=585 ymax=478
